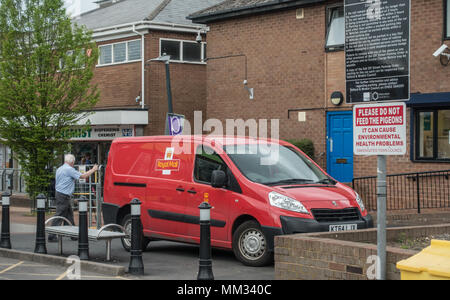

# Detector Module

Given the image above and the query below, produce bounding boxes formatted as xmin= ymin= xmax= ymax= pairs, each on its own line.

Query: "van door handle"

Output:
xmin=187 ymin=189 xmax=197 ymax=194
xmin=176 ymin=187 xmax=185 ymax=192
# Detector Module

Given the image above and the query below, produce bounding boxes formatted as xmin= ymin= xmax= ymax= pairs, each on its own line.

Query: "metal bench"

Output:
xmin=45 ymin=216 xmax=127 ymax=261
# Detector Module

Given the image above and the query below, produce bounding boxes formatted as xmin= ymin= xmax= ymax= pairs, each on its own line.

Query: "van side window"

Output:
xmin=194 ymin=146 xmax=227 ymax=183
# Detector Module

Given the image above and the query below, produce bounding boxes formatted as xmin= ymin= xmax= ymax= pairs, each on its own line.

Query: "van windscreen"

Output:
xmin=224 ymin=144 xmax=333 ymax=186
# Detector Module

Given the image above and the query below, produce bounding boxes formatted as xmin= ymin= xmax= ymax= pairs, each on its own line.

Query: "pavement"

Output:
xmin=1 ymin=206 xmax=275 ymax=280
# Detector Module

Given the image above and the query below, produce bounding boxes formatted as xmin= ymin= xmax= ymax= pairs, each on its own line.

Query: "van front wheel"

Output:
xmin=232 ymin=220 xmax=272 ymax=267
xmin=120 ymin=214 xmax=150 ymax=252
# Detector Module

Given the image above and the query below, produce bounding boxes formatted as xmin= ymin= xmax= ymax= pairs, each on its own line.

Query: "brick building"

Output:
xmin=68 ymin=0 xmax=223 ymax=165
xmin=189 ymin=0 xmax=450 ymax=182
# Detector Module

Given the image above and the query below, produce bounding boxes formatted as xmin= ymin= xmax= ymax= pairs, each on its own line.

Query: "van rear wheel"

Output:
xmin=120 ymin=214 xmax=150 ymax=252
xmin=232 ymin=220 xmax=272 ymax=267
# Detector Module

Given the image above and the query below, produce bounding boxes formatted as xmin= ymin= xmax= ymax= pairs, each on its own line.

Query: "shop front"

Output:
xmin=68 ymin=108 xmax=149 ymax=166
xmin=66 ymin=124 xmax=137 ymax=166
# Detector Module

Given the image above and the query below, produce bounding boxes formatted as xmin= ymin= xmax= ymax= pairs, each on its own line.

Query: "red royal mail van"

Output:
xmin=102 ymin=135 xmax=373 ymax=266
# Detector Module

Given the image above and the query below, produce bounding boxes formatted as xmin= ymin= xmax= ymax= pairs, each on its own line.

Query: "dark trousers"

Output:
xmin=48 ymin=192 xmax=75 ymax=240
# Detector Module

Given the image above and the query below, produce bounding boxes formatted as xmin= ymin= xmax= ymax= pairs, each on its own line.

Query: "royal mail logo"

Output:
xmin=155 ymin=159 xmax=180 ymax=171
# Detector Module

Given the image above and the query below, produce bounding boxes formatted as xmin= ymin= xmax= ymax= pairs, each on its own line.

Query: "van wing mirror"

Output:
xmin=211 ymin=170 xmax=227 ymax=188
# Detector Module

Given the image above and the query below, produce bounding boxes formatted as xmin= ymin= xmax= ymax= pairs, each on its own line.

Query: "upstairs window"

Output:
xmin=161 ymin=40 xmax=181 ymax=61
xmin=160 ymin=39 xmax=206 ymax=63
xmin=326 ymin=5 xmax=345 ymax=50
xmin=98 ymin=39 xmax=141 ymax=66
xmin=446 ymin=0 xmax=450 ymax=39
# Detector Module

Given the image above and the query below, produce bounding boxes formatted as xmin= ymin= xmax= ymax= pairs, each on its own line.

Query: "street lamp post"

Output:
xmin=148 ymin=54 xmax=173 ymax=135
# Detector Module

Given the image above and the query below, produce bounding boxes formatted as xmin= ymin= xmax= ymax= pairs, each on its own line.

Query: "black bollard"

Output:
xmin=34 ymin=194 xmax=47 ymax=254
xmin=197 ymin=199 xmax=214 ymax=280
xmin=78 ymin=197 xmax=89 ymax=260
xmin=128 ymin=198 xmax=144 ymax=275
xmin=0 ymin=192 xmax=12 ymax=249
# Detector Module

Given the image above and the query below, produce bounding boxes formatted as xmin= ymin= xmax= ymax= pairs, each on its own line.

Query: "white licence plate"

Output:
xmin=329 ymin=224 xmax=357 ymax=232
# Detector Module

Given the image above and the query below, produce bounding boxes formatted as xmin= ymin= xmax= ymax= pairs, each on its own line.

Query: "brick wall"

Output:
xmin=204 ymin=0 xmax=450 ymax=176
xmin=274 ymin=224 xmax=450 ymax=280
xmin=206 ymin=6 xmax=327 ymax=166
xmin=91 ymin=32 xmax=207 ymax=136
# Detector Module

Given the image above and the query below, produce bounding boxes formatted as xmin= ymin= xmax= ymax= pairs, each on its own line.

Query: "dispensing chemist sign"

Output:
xmin=353 ymin=102 xmax=406 ymax=155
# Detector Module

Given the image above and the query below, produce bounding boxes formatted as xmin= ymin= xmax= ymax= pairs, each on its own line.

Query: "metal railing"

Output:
xmin=352 ymin=169 xmax=450 ymax=213
xmin=0 ymin=165 xmax=105 ymax=229
xmin=0 ymin=168 xmax=27 ymax=193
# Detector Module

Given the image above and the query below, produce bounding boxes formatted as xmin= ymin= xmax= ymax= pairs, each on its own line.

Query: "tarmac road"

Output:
xmin=3 ymin=207 xmax=274 ymax=280
xmin=9 ymin=230 xmax=274 ymax=280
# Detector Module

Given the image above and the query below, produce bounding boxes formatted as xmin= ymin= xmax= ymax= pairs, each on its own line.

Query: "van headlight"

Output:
xmin=355 ymin=192 xmax=365 ymax=212
xmin=268 ymin=191 xmax=309 ymax=214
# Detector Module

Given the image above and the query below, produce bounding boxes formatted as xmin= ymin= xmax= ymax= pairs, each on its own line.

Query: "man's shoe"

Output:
xmin=70 ymin=237 xmax=78 ymax=241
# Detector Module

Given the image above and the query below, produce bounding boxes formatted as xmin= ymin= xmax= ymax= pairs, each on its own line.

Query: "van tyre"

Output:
xmin=232 ymin=220 xmax=272 ymax=267
xmin=120 ymin=214 xmax=150 ymax=252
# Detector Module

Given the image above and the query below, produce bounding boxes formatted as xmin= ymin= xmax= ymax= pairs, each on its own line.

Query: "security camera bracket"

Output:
xmin=440 ymin=49 xmax=450 ymax=66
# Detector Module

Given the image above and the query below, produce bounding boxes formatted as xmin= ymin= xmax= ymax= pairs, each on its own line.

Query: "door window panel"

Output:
xmin=418 ymin=111 xmax=434 ymax=159
xmin=437 ymin=110 xmax=450 ymax=159
xmin=194 ymin=146 xmax=227 ymax=183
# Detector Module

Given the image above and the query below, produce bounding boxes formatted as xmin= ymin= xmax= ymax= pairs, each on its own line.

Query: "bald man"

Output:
xmin=48 ymin=154 xmax=98 ymax=242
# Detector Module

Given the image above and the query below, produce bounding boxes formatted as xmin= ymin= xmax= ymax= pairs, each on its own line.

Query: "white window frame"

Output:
xmin=325 ymin=5 xmax=345 ymax=51
xmin=159 ymin=38 xmax=206 ymax=64
xmin=97 ymin=39 xmax=142 ymax=67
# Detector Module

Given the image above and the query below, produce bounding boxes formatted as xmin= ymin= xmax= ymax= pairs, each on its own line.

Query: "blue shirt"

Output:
xmin=55 ymin=163 xmax=82 ymax=196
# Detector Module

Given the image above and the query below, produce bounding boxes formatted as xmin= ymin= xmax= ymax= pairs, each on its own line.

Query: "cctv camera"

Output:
xmin=196 ymin=32 xmax=202 ymax=43
xmin=433 ymin=44 xmax=448 ymax=57
xmin=433 ymin=44 xmax=450 ymax=66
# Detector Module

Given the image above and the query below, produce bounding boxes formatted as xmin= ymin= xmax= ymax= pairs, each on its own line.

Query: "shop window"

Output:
xmin=326 ymin=5 xmax=345 ymax=50
xmin=415 ymin=109 xmax=450 ymax=160
xmin=160 ymin=39 xmax=206 ymax=63
xmin=5 ymin=147 xmax=13 ymax=169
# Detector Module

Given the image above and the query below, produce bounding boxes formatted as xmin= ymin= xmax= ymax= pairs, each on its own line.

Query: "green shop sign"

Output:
xmin=62 ymin=128 xmax=92 ymax=139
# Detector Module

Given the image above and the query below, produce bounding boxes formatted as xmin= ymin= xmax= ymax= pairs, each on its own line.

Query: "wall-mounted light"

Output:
xmin=330 ymin=91 xmax=344 ymax=106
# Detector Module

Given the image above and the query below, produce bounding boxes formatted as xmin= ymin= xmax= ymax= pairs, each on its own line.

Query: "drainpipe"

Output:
xmin=132 ymin=24 xmax=145 ymax=109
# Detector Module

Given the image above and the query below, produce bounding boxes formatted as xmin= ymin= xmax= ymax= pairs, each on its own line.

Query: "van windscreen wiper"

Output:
xmin=314 ymin=178 xmax=337 ymax=185
xmin=264 ymin=178 xmax=315 ymax=186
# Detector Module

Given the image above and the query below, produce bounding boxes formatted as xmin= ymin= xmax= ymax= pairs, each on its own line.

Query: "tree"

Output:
xmin=0 ymin=0 xmax=99 ymax=206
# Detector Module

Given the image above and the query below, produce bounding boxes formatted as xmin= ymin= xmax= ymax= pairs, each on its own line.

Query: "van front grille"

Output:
xmin=311 ymin=207 xmax=360 ymax=223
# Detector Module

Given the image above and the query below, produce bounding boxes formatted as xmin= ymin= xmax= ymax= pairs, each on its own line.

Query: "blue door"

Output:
xmin=327 ymin=111 xmax=354 ymax=183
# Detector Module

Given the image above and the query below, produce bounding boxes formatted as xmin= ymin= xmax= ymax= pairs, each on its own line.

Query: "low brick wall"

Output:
xmin=369 ymin=209 xmax=450 ymax=227
xmin=274 ymin=224 xmax=450 ymax=280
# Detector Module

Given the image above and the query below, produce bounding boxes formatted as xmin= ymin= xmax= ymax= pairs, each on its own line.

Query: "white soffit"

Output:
xmin=77 ymin=110 xmax=149 ymax=125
